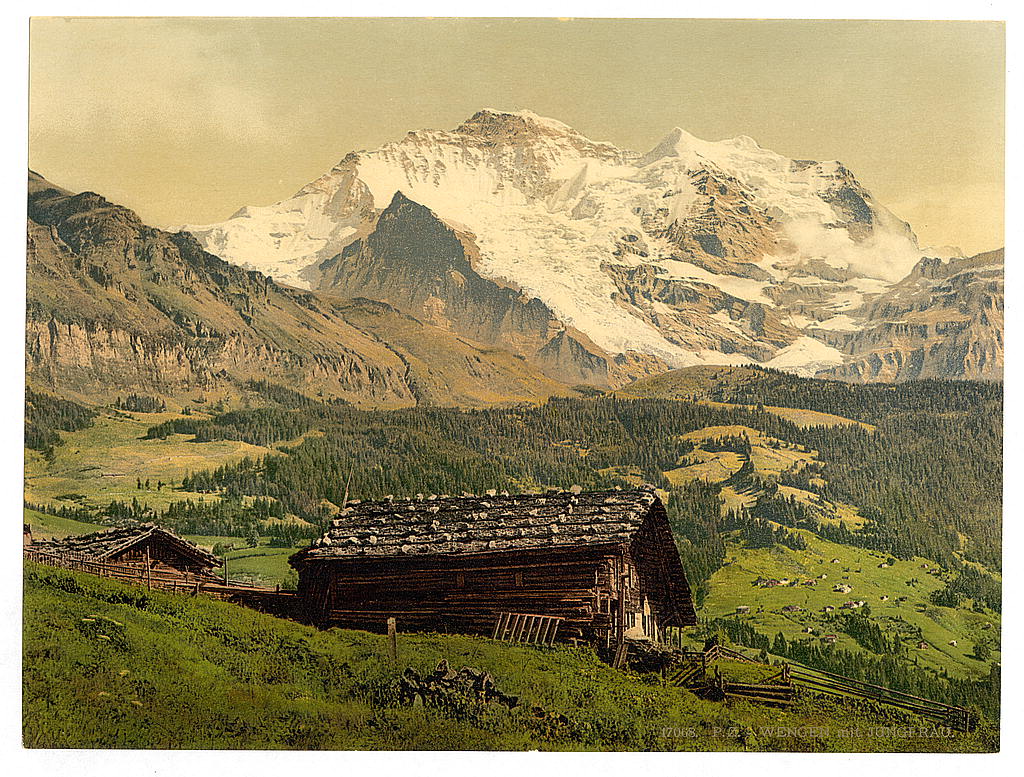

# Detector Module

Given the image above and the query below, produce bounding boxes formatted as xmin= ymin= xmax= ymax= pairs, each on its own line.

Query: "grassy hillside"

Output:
xmin=22 ymin=371 xmax=1001 ymax=743
xmin=22 ymin=563 xmax=997 ymax=751
xmin=23 ymin=508 xmax=99 ymax=540
xmin=24 ymin=408 xmax=280 ymax=512
xmin=701 ymin=530 xmax=1001 ymax=681
xmin=182 ymin=535 xmax=302 ymax=586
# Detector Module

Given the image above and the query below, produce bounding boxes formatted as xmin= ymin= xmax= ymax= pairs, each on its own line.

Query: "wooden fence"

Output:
xmin=24 ymin=547 xmax=279 ymax=600
xmin=786 ymin=663 xmax=976 ymax=731
xmin=668 ymin=642 xmax=975 ymax=731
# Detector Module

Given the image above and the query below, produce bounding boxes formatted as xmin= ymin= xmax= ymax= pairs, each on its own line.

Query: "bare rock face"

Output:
xmin=816 ymin=250 xmax=1003 ymax=382
xmin=25 ymin=172 xmax=571 ymax=407
xmin=317 ymin=191 xmax=667 ymax=388
xmin=186 ymin=110 xmax=945 ymax=379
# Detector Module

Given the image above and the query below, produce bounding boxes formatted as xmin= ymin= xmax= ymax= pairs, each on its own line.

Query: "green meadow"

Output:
xmin=22 ymin=563 xmax=997 ymax=752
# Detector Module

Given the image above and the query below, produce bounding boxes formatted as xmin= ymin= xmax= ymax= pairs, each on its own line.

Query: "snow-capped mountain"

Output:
xmin=184 ymin=109 xmax=999 ymax=381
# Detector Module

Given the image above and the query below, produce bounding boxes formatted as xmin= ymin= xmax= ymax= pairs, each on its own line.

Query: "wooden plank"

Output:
xmin=528 ymin=615 xmax=541 ymax=644
xmin=491 ymin=612 xmax=505 ymax=640
xmin=387 ymin=617 xmax=398 ymax=662
xmin=539 ymin=616 xmax=552 ymax=645
xmin=509 ymin=614 xmax=523 ymax=642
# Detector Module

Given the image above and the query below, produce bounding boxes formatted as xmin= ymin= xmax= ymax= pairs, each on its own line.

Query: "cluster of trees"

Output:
xmin=699 ymin=367 xmax=1001 ymax=425
xmin=24 ymin=388 xmax=96 ymax=457
xmin=23 ymin=500 xmax=96 ymax=524
xmin=693 ymin=369 xmax=1002 ymax=569
xmin=721 ymin=508 xmax=808 ymax=550
xmin=161 ymin=495 xmax=304 ymax=538
xmin=145 ymin=377 xmax=1000 ymax=576
xmin=94 ymin=494 xmax=319 ymax=547
xmin=115 ymin=394 xmax=167 ymax=413
xmin=153 ymin=397 xmax=802 ymax=522
xmin=664 ymin=480 xmax=725 ymax=607
xmin=930 ymin=566 xmax=1002 ymax=613
xmin=830 ymin=611 xmax=904 ymax=655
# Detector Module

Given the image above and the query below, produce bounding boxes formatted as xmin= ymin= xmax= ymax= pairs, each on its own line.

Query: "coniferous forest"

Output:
xmin=24 ymin=368 xmax=1003 ymax=726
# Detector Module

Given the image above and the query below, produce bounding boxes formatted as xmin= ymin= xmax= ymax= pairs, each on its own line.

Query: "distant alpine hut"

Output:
xmin=289 ymin=487 xmax=696 ymax=646
xmin=31 ymin=523 xmax=221 ymax=579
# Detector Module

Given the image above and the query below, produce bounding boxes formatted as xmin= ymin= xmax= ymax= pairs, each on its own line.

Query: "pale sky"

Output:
xmin=29 ymin=18 xmax=1005 ymax=254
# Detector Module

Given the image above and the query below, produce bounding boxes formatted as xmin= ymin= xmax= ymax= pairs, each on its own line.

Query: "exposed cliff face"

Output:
xmin=186 ymin=109 xmax=931 ymax=376
xmin=26 ymin=172 xmax=572 ymax=407
xmin=317 ymin=192 xmax=667 ymax=387
xmin=816 ymin=249 xmax=1003 ymax=382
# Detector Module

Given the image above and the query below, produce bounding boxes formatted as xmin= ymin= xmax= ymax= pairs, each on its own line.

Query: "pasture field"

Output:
xmin=701 ymin=530 xmax=1001 ymax=681
xmin=22 ymin=563 xmax=997 ymax=751
xmin=23 ymin=508 xmax=100 ymax=540
xmin=24 ymin=410 xmax=280 ymax=512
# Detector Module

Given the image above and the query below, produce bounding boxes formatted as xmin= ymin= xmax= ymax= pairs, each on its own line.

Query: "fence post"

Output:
xmin=387 ymin=617 xmax=398 ymax=663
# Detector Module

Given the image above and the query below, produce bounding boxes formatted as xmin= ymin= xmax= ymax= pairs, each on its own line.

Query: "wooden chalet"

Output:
xmin=31 ymin=522 xmax=221 ymax=580
xmin=289 ymin=487 xmax=696 ymax=646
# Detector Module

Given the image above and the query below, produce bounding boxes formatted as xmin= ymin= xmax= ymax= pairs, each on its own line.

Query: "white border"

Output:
xmin=2 ymin=4 xmax=1017 ymax=777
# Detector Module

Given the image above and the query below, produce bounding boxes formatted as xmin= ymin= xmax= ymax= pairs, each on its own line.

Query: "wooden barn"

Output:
xmin=289 ymin=487 xmax=696 ymax=646
xmin=31 ymin=523 xmax=221 ymax=580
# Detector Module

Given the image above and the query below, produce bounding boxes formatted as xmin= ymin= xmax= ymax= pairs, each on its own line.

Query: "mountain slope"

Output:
xmin=318 ymin=191 xmax=666 ymax=387
xmin=815 ymin=249 xmax=1004 ymax=381
xmin=26 ymin=172 xmax=571 ymax=407
xmin=185 ymin=109 xmax=976 ymax=377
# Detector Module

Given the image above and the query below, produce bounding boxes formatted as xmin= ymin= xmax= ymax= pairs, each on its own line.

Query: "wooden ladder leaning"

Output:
xmin=492 ymin=612 xmax=563 ymax=647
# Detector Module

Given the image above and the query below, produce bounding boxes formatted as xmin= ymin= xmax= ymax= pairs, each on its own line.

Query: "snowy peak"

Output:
xmin=181 ymin=108 xmax=970 ymax=381
xmin=641 ymin=126 xmax=714 ymax=165
xmin=456 ymin=109 xmax=580 ymax=140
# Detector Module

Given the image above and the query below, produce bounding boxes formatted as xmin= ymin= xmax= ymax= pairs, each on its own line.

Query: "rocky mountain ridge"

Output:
xmin=183 ymin=109 xmax=1002 ymax=381
xmin=26 ymin=171 xmax=574 ymax=406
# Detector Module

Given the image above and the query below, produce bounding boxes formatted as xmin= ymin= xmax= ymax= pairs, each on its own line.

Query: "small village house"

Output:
xmin=30 ymin=522 xmax=221 ymax=580
xmin=289 ymin=488 xmax=696 ymax=646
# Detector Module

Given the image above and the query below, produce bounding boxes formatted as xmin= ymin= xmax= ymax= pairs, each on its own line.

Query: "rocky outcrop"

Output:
xmin=318 ymin=191 xmax=665 ymax=387
xmin=601 ymin=262 xmax=798 ymax=360
xmin=25 ymin=172 xmax=573 ymax=407
xmin=817 ymin=249 xmax=1003 ymax=382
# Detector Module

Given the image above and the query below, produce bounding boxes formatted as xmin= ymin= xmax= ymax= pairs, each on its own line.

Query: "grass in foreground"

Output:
xmin=23 ymin=564 xmax=997 ymax=751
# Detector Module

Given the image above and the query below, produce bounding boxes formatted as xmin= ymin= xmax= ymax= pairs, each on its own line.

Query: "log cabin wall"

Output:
xmin=297 ymin=544 xmax=626 ymax=642
xmin=290 ymin=488 xmax=696 ymax=647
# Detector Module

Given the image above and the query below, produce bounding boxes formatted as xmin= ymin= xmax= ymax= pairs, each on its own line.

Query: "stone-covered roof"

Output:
xmin=292 ymin=487 xmax=661 ymax=561
xmin=32 ymin=522 xmax=220 ymax=568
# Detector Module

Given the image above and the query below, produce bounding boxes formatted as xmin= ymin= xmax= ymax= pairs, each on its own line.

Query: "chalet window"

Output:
xmin=514 ymin=571 xmax=524 ymax=587
xmin=456 ymin=572 xmax=466 ymax=588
